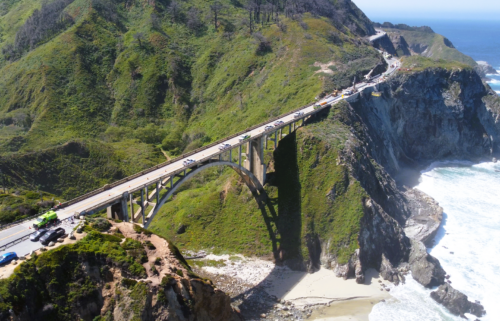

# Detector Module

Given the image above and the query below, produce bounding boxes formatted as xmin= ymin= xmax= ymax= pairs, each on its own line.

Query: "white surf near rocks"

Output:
xmin=370 ymin=161 xmax=500 ymax=321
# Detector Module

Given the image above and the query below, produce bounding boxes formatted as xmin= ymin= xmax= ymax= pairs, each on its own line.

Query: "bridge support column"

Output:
xmin=238 ymin=145 xmax=242 ymax=166
xmin=247 ymin=136 xmax=266 ymax=185
xmin=140 ymin=189 xmax=145 ymax=225
xmin=107 ymin=192 xmax=129 ymax=222
xmin=274 ymin=131 xmax=277 ymax=149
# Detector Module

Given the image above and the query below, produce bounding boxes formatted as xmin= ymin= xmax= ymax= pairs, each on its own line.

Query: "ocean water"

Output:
xmin=370 ymin=161 xmax=500 ymax=321
xmin=370 ymin=18 xmax=500 ymax=94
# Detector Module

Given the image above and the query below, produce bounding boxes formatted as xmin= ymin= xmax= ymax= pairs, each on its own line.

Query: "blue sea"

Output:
xmin=372 ymin=19 xmax=500 ymax=94
xmin=366 ymin=19 xmax=500 ymax=321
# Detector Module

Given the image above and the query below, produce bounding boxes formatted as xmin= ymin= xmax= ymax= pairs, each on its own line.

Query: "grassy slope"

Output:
xmin=384 ymin=28 xmax=476 ymax=66
xmin=151 ymin=104 xmax=367 ymax=265
xmin=0 ymin=0 xmax=378 ymax=260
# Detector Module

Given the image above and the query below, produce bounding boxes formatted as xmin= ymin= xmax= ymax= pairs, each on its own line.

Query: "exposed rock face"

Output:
xmin=403 ymin=189 xmax=443 ymax=246
xmin=387 ymin=33 xmax=411 ymax=56
xmin=371 ymin=34 xmax=397 ymax=56
xmin=431 ymin=283 xmax=486 ymax=317
xmin=351 ymin=68 xmax=500 ymax=176
xmin=408 ymin=239 xmax=445 ymax=288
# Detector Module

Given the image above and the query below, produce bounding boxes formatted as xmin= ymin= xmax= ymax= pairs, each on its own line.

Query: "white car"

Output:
xmin=182 ymin=159 xmax=196 ymax=167
xmin=264 ymin=125 xmax=274 ymax=131
xmin=218 ymin=143 xmax=231 ymax=150
xmin=274 ymin=120 xmax=284 ymax=127
xmin=293 ymin=112 xmax=304 ymax=118
xmin=343 ymin=89 xmax=353 ymax=95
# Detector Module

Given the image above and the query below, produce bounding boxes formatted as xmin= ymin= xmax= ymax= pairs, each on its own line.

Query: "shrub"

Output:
xmin=121 ymin=238 xmax=143 ymax=250
xmin=91 ymin=218 xmax=112 ymax=232
xmin=121 ymin=278 xmax=138 ymax=288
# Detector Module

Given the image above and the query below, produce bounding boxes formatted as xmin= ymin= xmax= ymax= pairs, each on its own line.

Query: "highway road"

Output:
xmin=369 ymin=29 xmax=387 ymax=42
xmin=0 ymin=48 xmax=401 ymax=258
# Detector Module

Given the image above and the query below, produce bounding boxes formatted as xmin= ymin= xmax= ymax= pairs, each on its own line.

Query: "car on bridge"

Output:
xmin=293 ymin=111 xmax=304 ymax=118
xmin=218 ymin=143 xmax=231 ymax=150
xmin=182 ymin=159 xmax=196 ymax=167
xmin=239 ymin=134 xmax=251 ymax=142
xmin=273 ymin=120 xmax=284 ymax=127
xmin=30 ymin=228 xmax=48 ymax=242
xmin=315 ymin=102 xmax=328 ymax=109
xmin=40 ymin=227 xmax=66 ymax=245
xmin=264 ymin=125 xmax=274 ymax=131
xmin=0 ymin=252 xmax=17 ymax=266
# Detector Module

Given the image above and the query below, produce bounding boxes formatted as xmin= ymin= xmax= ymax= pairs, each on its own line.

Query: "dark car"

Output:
xmin=39 ymin=227 xmax=65 ymax=245
xmin=30 ymin=228 xmax=48 ymax=242
xmin=0 ymin=252 xmax=17 ymax=265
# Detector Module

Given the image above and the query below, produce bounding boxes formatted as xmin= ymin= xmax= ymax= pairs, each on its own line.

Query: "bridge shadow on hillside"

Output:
xmin=230 ymin=108 xmax=337 ymax=318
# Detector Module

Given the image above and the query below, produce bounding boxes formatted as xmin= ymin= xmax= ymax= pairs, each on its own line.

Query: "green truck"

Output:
xmin=33 ymin=211 xmax=58 ymax=229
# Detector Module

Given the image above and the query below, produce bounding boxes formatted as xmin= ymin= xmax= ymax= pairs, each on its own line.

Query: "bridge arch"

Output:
xmin=143 ymin=160 xmax=267 ymax=229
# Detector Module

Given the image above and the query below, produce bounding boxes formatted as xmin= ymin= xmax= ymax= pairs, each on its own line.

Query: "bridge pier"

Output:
xmin=245 ymin=136 xmax=266 ymax=184
xmin=107 ymin=192 xmax=129 ymax=222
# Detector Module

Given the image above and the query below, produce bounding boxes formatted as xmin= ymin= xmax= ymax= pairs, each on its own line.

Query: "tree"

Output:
xmin=186 ymin=7 xmax=203 ymax=34
xmin=133 ymin=32 xmax=145 ymax=47
xmin=167 ymin=1 xmax=181 ymax=23
xmin=210 ymin=1 xmax=225 ymax=30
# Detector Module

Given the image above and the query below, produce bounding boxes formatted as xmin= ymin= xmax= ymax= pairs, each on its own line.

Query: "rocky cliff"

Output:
xmin=265 ymin=60 xmax=497 ymax=317
xmin=0 ymin=223 xmax=241 ymax=321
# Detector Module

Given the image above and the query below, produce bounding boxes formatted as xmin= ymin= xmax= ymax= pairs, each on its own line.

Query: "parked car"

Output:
xmin=39 ymin=227 xmax=65 ymax=245
xmin=239 ymin=134 xmax=251 ymax=142
xmin=0 ymin=252 xmax=17 ymax=265
xmin=264 ymin=125 xmax=274 ymax=131
xmin=273 ymin=120 xmax=284 ymax=127
xmin=293 ymin=111 xmax=304 ymax=118
xmin=30 ymin=228 xmax=48 ymax=242
xmin=218 ymin=143 xmax=231 ymax=150
xmin=182 ymin=159 xmax=196 ymax=167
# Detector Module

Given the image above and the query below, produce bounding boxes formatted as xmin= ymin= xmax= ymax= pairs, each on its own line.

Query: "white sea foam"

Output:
xmin=487 ymin=78 xmax=500 ymax=84
xmin=370 ymin=161 xmax=500 ymax=321
xmin=496 ymin=91 xmax=500 ymax=94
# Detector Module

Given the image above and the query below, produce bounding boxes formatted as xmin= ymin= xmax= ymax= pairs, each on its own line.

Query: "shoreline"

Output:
xmin=188 ymin=254 xmax=390 ymax=320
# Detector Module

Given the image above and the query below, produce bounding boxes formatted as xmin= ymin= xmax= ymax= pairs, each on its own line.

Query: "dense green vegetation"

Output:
xmin=0 ymin=189 xmax=56 ymax=223
xmin=0 ymin=0 xmax=384 ymax=266
xmin=0 ymin=0 xmax=377 ymax=196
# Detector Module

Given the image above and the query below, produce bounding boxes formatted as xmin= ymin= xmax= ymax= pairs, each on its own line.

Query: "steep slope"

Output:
xmin=0 ymin=223 xmax=241 ymax=321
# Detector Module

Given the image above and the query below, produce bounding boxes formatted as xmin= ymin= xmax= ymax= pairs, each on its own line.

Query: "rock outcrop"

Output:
xmin=408 ymin=239 xmax=445 ymax=287
xmin=1 ymin=223 xmax=241 ymax=321
xmin=430 ymin=283 xmax=486 ymax=317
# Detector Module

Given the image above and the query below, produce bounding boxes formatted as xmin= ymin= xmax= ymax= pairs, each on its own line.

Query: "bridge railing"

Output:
xmin=0 ymin=215 xmax=39 ymax=232
xmin=58 ymin=100 xmax=318 ymax=211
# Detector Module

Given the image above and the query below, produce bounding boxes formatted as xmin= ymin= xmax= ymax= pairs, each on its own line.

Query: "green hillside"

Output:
xmin=0 ymin=0 xmax=379 ymax=212
xmin=0 ymin=0 xmax=385 ymax=262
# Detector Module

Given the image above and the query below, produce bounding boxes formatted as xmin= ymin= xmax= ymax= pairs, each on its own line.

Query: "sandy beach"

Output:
xmin=190 ymin=254 xmax=391 ymax=320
